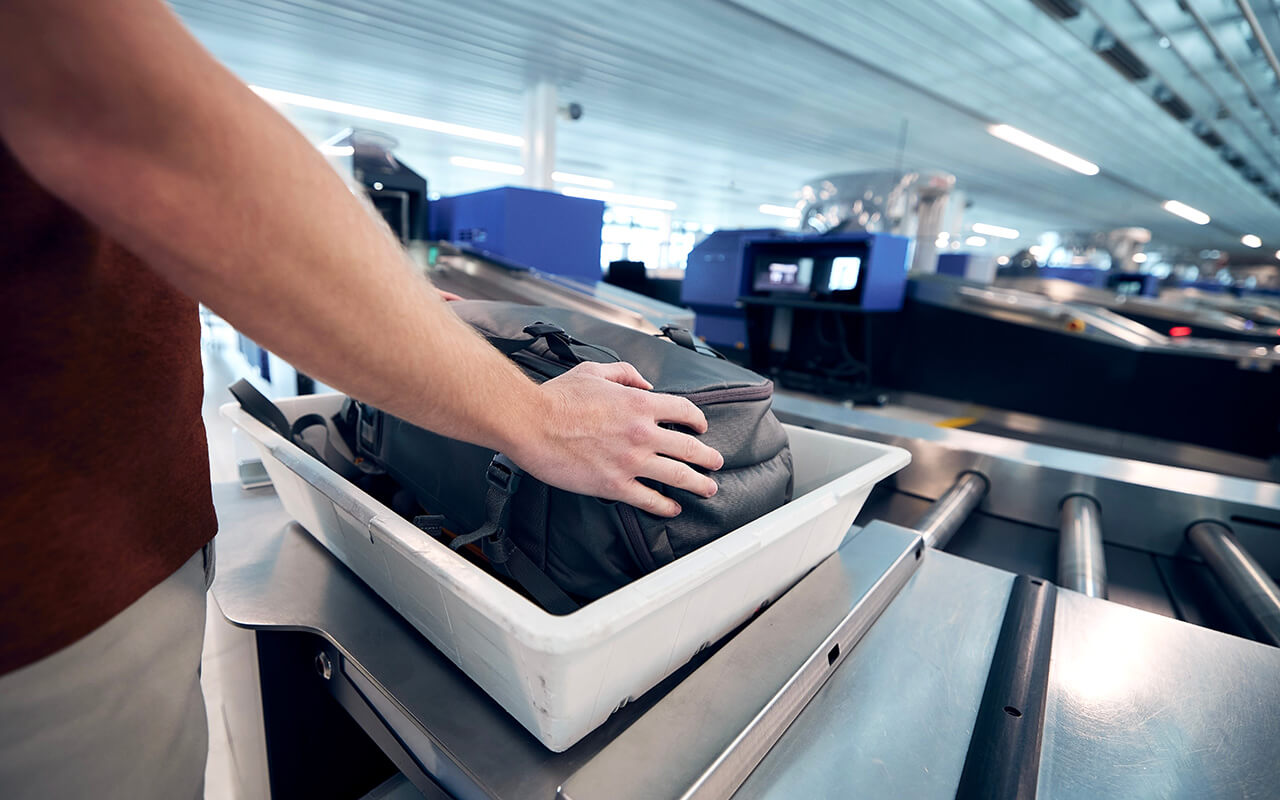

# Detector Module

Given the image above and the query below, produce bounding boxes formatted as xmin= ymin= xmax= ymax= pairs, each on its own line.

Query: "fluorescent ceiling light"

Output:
xmin=1162 ymin=200 xmax=1210 ymax=225
xmin=997 ymin=255 xmax=1010 ymax=265
xmin=971 ymin=222 xmax=1020 ymax=239
xmin=1242 ymin=234 xmax=1262 ymax=248
xmin=964 ymin=235 xmax=988 ymax=247
xmin=251 ymin=86 xmax=523 ymax=147
xmin=561 ymin=186 xmax=676 ymax=211
xmin=317 ymin=144 xmax=354 ymax=157
xmin=552 ymin=171 xmax=613 ymax=189
xmin=449 ymin=156 xmax=524 ymax=175
xmin=759 ymin=203 xmax=801 ymax=218
xmin=1132 ymin=252 xmax=1148 ymax=263
xmin=987 ymin=124 xmax=1100 ymax=176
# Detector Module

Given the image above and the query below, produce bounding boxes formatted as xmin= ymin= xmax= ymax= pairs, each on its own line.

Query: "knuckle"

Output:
xmin=607 ymin=473 xmax=632 ymax=495
xmin=624 ymin=419 xmax=651 ymax=445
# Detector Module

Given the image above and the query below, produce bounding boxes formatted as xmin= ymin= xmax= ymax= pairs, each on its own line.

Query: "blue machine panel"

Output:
xmin=1107 ymin=272 xmax=1161 ymax=297
xmin=430 ymin=187 xmax=605 ymax=283
xmin=682 ymin=230 xmax=910 ymax=349
xmin=1033 ymin=266 xmax=1110 ymax=288
xmin=936 ymin=252 xmax=971 ymax=278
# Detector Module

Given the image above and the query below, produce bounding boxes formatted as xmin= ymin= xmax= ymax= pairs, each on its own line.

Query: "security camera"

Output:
xmin=562 ymin=102 xmax=584 ymax=121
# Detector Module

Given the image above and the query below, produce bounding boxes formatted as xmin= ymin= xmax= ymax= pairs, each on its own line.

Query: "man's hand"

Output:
xmin=508 ymin=362 xmax=724 ymax=517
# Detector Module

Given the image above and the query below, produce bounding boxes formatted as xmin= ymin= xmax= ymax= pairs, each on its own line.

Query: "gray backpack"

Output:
xmin=356 ymin=301 xmax=793 ymax=613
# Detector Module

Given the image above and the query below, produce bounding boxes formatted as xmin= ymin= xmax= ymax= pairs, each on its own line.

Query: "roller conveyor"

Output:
xmin=1058 ymin=495 xmax=1106 ymax=599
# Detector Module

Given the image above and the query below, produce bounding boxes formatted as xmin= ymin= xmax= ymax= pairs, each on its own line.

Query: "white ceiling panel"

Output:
xmin=168 ymin=0 xmax=1280 ymax=259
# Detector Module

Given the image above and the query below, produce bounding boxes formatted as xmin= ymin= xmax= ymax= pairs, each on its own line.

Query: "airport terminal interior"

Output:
xmin=12 ymin=1 xmax=1280 ymax=798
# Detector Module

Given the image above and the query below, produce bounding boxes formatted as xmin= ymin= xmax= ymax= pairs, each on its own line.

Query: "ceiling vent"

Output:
xmin=1153 ymin=85 xmax=1193 ymax=121
xmin=1031 ymin=0 xmax=1082 ymax=19
xmin=1093 ymin=30 xmax=1150 ymax=81
xmin=1192 ymin=121 xmax=1225 ymax=149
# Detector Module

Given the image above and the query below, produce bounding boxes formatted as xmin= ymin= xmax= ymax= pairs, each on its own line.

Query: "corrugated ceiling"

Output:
xmin=170 ymin=0 xmax=1280 ymax=259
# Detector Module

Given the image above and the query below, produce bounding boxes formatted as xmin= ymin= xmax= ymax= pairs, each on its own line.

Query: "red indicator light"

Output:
xmin=1169 ymin=326 xmax=1192 ymax=337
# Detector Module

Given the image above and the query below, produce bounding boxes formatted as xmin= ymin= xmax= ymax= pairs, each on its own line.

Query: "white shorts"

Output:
xmin=0 ymin=542 xmax=212 ymax=799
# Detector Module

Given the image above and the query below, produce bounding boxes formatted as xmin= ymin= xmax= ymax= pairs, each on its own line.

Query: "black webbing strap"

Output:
xmin=484 ymin=322 xmax=621 ymax=367
xmin=228 ymin=379 xmax=368 ymax=482
xmin=483 ymin=322 xmax=582 ymax=365
xmin=449 ymin=455 xmax=579 ymax=615
xmin=658 ymin=325 xmax=726 ymax=360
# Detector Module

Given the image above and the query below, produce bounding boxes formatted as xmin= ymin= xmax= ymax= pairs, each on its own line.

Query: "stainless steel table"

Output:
xmin=212 ymin=482 xmax=1280 ymax=799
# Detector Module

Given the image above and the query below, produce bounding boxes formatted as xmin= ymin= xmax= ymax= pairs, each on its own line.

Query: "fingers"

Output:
xmin=653 ymin=427 xmax=724 ymax=472
xmin=578 ymin=360 xmax=653 ymax=390
xmin=645 ymin=392 xmax=709 ymax=434
xmin=638 ymin=455 xmax=718 ymax=498
xmin=615 ymin=481 xmax=682 ymax=518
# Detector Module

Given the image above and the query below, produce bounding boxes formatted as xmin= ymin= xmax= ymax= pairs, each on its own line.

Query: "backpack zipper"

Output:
xmin=680 ymin=382 xmax=774 ymax=405
xmin=617 ymin=504 xmax=657 ymax=573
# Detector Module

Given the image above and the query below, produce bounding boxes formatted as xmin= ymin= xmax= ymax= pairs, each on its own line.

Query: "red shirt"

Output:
xmin=0 ymin=143 xmax=217 ymax=675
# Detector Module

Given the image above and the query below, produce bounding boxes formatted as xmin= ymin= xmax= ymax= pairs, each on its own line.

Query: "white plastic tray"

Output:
xmin=223 ymin=394 xmax=909 ymax=751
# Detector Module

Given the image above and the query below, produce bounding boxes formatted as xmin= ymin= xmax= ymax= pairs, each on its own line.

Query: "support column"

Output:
xmin=522 ymin=81 xmax=557 ymax=191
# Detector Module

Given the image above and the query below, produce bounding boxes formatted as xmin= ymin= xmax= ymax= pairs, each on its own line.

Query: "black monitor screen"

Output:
xmin=753 ymin=257 xmax=814 ymax=293
xmin=827 ymin=256 xmax=862 ymax=292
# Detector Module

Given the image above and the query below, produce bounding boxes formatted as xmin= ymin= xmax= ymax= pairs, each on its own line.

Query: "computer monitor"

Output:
xmin=753 ymin=257 xmax=814 ymax=293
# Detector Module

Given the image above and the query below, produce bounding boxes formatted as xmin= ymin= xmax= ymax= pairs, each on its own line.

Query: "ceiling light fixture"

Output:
xmin=448 ymin=156 xmax=524 ymax=175
xmin=971 ymin=222 xmax=1020 ymax=239
xmin=997 ymin=255 xmax=1010 ymax=265
xmin=987 ymin=124 xmax=1100 ymax=176
xmin=1162 ymin=200 xmax=1210 ymax=225
xmin=317 ymin=144 xmax=354 ymax=157
xmin=759 ymin=203 xmax=801 ymax=218
xmin=561 ymin=186 xmax=677 ymax=211
xmin=251 ymin=86 xmax=524 ymax=147
xmin=965 ymin=235 xmax=988 ymax=247
xmin=1242 ymin=234 xmax=1262 ymax=248
xmin=552 ymin=171 xmax=614 ymax=189
xmin=1132 ymin=253 xmax=1148 ymax=263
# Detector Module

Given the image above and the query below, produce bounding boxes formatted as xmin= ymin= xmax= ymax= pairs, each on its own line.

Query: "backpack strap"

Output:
xmin=484 ymin=323 xmax=620 ymax=367
xmin=450 ymin=454 xmax=579 ymax=615
xmin=657 ymin=325 xmax=727 ymax=360
xmin=228 ymin=379 xmax=372 ymax=482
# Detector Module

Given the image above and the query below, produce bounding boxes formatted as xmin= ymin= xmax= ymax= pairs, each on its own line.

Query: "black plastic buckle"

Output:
xmin=486 ymin=453 xmax=523 ymax=495
xmin=523 ymin=322 xmax=566 ymax=338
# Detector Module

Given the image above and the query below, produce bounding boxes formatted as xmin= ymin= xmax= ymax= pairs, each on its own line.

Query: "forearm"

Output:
xmin=0 ymin=0 xmax=540 ymax=453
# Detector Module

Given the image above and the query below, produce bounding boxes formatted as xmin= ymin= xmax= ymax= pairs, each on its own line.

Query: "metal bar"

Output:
xmin=1187 ymin=521 xmax=1280 ymax=647
xmin=558 ymin=522 xmax=924 ymax=800
xmin=1178 ymin=0 xmax=1280 ymax=143
xmin=1235 ymin=0 xmax=1280 ymax=104
xmin=955 ymin=575 xmax=1057 ymax=800
xmin=1058 ymin=495 xmax=1107 ymax=598
xmin=912 ymin=471 xmax=989 ymax=549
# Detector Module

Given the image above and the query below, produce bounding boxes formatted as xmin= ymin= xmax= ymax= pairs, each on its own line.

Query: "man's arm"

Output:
xmin=0 ymin=0 xmax=722 ymax=516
